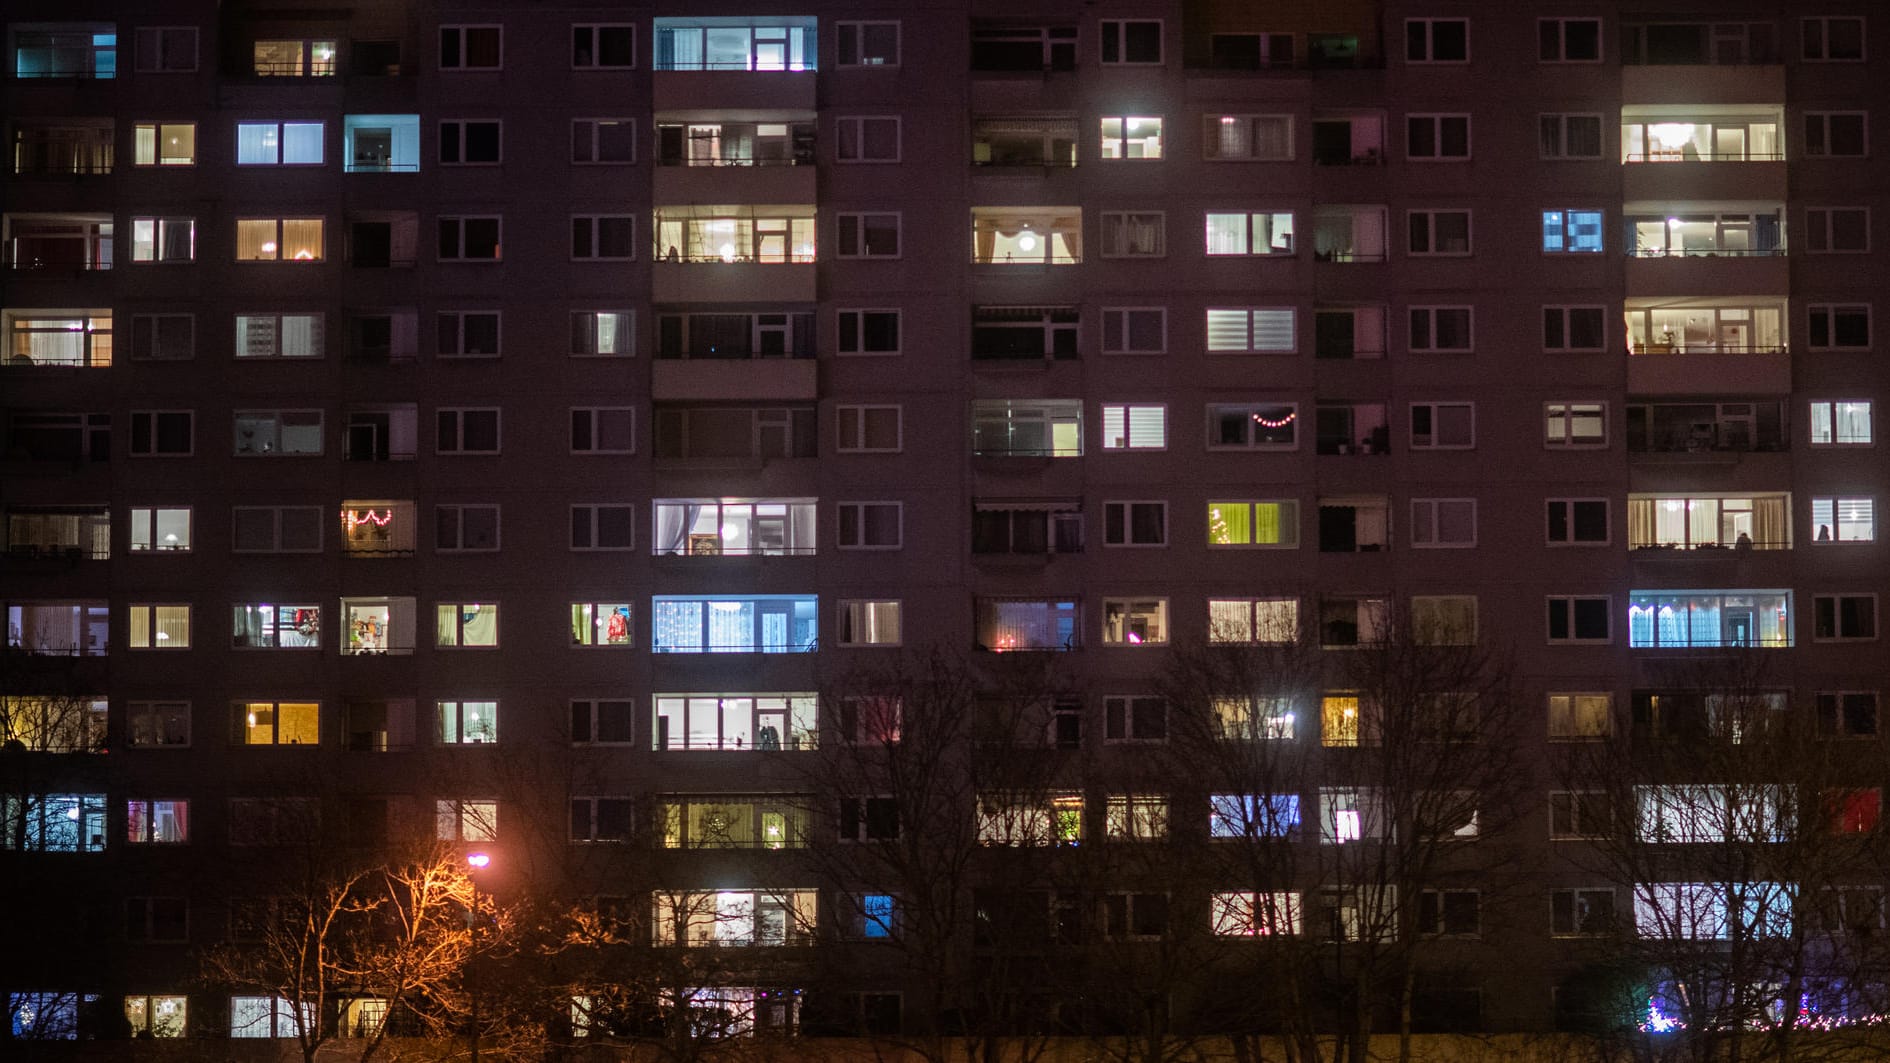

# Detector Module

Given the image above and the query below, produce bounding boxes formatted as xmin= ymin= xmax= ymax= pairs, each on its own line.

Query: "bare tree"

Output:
xmin=1158 ymin=603 xmax=1528 ymax=1063
xmin=1554 ymin=652 xmax=1890 ymax=1063
xmin=200 ymin=822 xmax=491 ymax=1063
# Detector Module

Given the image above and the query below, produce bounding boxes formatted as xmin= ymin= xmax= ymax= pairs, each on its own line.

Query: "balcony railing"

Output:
xmin=1623 ymin=152 xmax=1784 ymax=163
xmin=1627 ymin=248 xmax=1784 ymax=258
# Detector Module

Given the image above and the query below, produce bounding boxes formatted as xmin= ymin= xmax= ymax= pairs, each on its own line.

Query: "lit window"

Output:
xmin=438 ymin=700 xmax=497 ymax=744
xmin=435 ymin=799 xmax=497 ymax=841
xmin=837 ymin=600 xmax=902 ymax=646
xmin=234 ymin=701 xmax=320 ymax=745
xmin=1208 ymin=598 xmax=1297 ymax=644
xmin=131 ymin=218 xmax=194 ymax=263
xmin=1102 ymin=598 xmax=1167 ymax=646
xmin=126 ymin=799 xmax=189 ymax=843
xmin=231 ymin=604 xmax=320 ymax=648
xmin=1542 ymin=209 xmax=1604 ymax=253
xmin=1104 ymin=795 xmax=1169 ymax=840
xmin=571 ymin=602 xmax=634 ymax=646
xmin=236 ymin=121 xmax=324 ymax=165
xmin=1545 ymin=403 xmax=1608 ymax=447
xmin=124 ymin=995 xmax=187 ymax=1037
xmin=436 ymin=603 xmax=499 ymax=648
xmin=236 ymin=218 xmax=324 ymax=262
xmin=571 ymin=311 xmax=633 ymax=356
xmin=1204 ymin=115 xmax=1293 ymax=161
xmin=1100 ymin=116 xmax=1163 ymax=159
xmin=1548 ymin=693 xmax=1612 ymax=739
xmin=1211 ymin=891 xmax=1301 ymax=936
xmin=1812 ymin=498 xmax=1875 ymax=543
xmin=1205 ymin=309 xmax=1295 ymax=352
xmin=1626 ymin=591 xmax=1793 ymax=648
xmin=126 ymin=604 xmax=190 ymax=649
xmin=252 ymin=39 xmax=335 ymax=76
xmin=230 ymin=996 xmax=312 ymax=1038
xmin=1207 ymin=500 xmax=1298 ymax=546
xmin=1205 ymin=212 xmax=1294 ymax=256
xmin=1100 ymin=404 xmax=1165 ymax=450
xmin=132 ymin=122 xmax=195 ymax=166
xmin=1810 ymin=401 xmax=1873 ymax=445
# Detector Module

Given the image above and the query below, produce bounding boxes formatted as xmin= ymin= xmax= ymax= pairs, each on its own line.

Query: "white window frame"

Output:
xmin=436 ymin=602 xmax=499 ymax=649
xmin=436 ymin=504 xmax=500 ymax=553
xmin=134 ymin=26 xmax=199 ymax=73
xmin=1542 ymin=208 xmax=1607 ymax=254
xmin=1204 ymin=211 xmax=1296 ymax=257
xmin=571 ymin=215 xmax=636 ymax=261
xmin=570 ymin=408 xmax=635 ymax=455
xmin=436 ymin=407 xmax=501 ymax=455
xmin=1405 ymin=114 xmax=1471 ymax=161
xmin=1547 ymin=596 xmax=1612 ymax=644
xmin=1407 ymin=209 xmax=1472 ymax=256
xmin=836 ymin=116 xmax=901 ymax=163
xmin=1809 ymin=303 xmax=1871 ymax=351
xmin=570 ymin=504 xmax=635 ymax=552
xmin=1409 ymin=306 xmax=1473 ymax=353
xmin=130 ymin=217 xmax=196 ymax=264
xmin=1546 ymin=498 xmax=1611 ymax=546
xmin=1544 ymin=402 xmax=1609 ymax=448
xmin=126 ymin=603 xmax=191 ymax=650
xmin=1102 ymin=598 xmax=1169 ymax=647
xmin=1806 ymin=112 xmax=1869 ymax=158
xmin=1814 ymin=593 xmax=1879 ymax=642
xmin=1802 ymin=16 xmax=1866 ymax=62
xmin=1206 ymin=405 xmax=1299 ymax=451
xmin=1537 ymin=18 xmax=1602 ymax=62
xmin=1101 ymin=307 xmax=1166 ymax=354
xmin=1100 ymin=211 xmax=1167 ymax=257
xmin=1410 ymin=498 xmax=1476 ymax=548
xmin=1405 ymin=18 xmax=1470 ymax=63
xmin=439 ymin=25 xmax=502 ymax=71
xmin=837 ymin=309 xmax=901 ymax=356
xmin=571 ymin=24 xmax=635 ymax=69
xmin=1103 ymin=501 xmax=1168 ymax=547
xmin=1539 ymin=113 xmax=1604 ymax=160
xmin=837 ymin=405 xmax=903 ymax=453
xmin=1806 ymin=207 xmax=1871 ymax=254
xmin=1811 ymin=497 xmax=1875 ymax=543
xmin=837 ymin=501 xmax=903 ymax=550
xmin=837 ymin=600 xmax=903 ymax=647
xmin=236 ymin=312 xmax=324 ymax=359
xmin=1543 ymin=305 xmax=1607 ymax=352
xmin=570 ymin=310 xmax=633 ymax=357
xmin=234 ymin=217 xmax=324 ymax=262
xmin=571 ymin=118 xmax=636 ymax=164
xmin=1408 ymin=402 xmax=1476 ymax=450
xmin=132 ymin=122 xmax=196 ymax=167
xmin=836 ymin=21 xmax=901 ymax=67
xmin=436 ymin=310 xmax=500 ymax=358
xmin=1809 ymin=400 xmax=1874 ymax=446
xmin=836 ymin=212 xmax=902 ymax=259
xmin=1100 ymin=404 xmax=1167 ymax=451
xmin=128 ymin=506 xmax=192 ymax=553
xmin=437 ymin=700 xmax=499 ymax=745
xmin=235 ymin=120 xmax=325 ymax=166
xmin=1100 ymin=19 xmax=1164 ymax=66
xmin=1205 ymin=307 xmax=1297 ymax=353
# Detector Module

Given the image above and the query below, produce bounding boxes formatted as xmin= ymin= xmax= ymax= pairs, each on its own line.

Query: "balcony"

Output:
xmin=652 ymin=206 xmax=816 ymax=302
xmin=1625 ymin=302 xmax=1788 ymax=394
xmin=3 ymin=214 xmax=112 ymax=273
xmin=1626 ymin=402 xmax=1786 ymax=456
xmin=653 ymin=119 xmax=816 ymax=201
xmin=651 ymin=500 xmax=816 ymax=558
xmin=4 ymin=310 xmax=112 ymax=368
xmin=1621 ymin=110 xmax=1785 ymax=200
xmin=651 ymin=18 xmax=817 ymax=110
xmin=972 ymin=209 xmax=1081 ymax=267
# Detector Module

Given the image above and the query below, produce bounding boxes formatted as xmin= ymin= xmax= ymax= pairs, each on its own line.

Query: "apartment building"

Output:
xmin=3 ymin=0 xmax=1888 ymax=1051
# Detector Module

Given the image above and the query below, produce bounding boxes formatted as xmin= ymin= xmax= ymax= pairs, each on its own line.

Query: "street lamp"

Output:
xmin=465 ymin=852 xmax=490 ymax=1063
